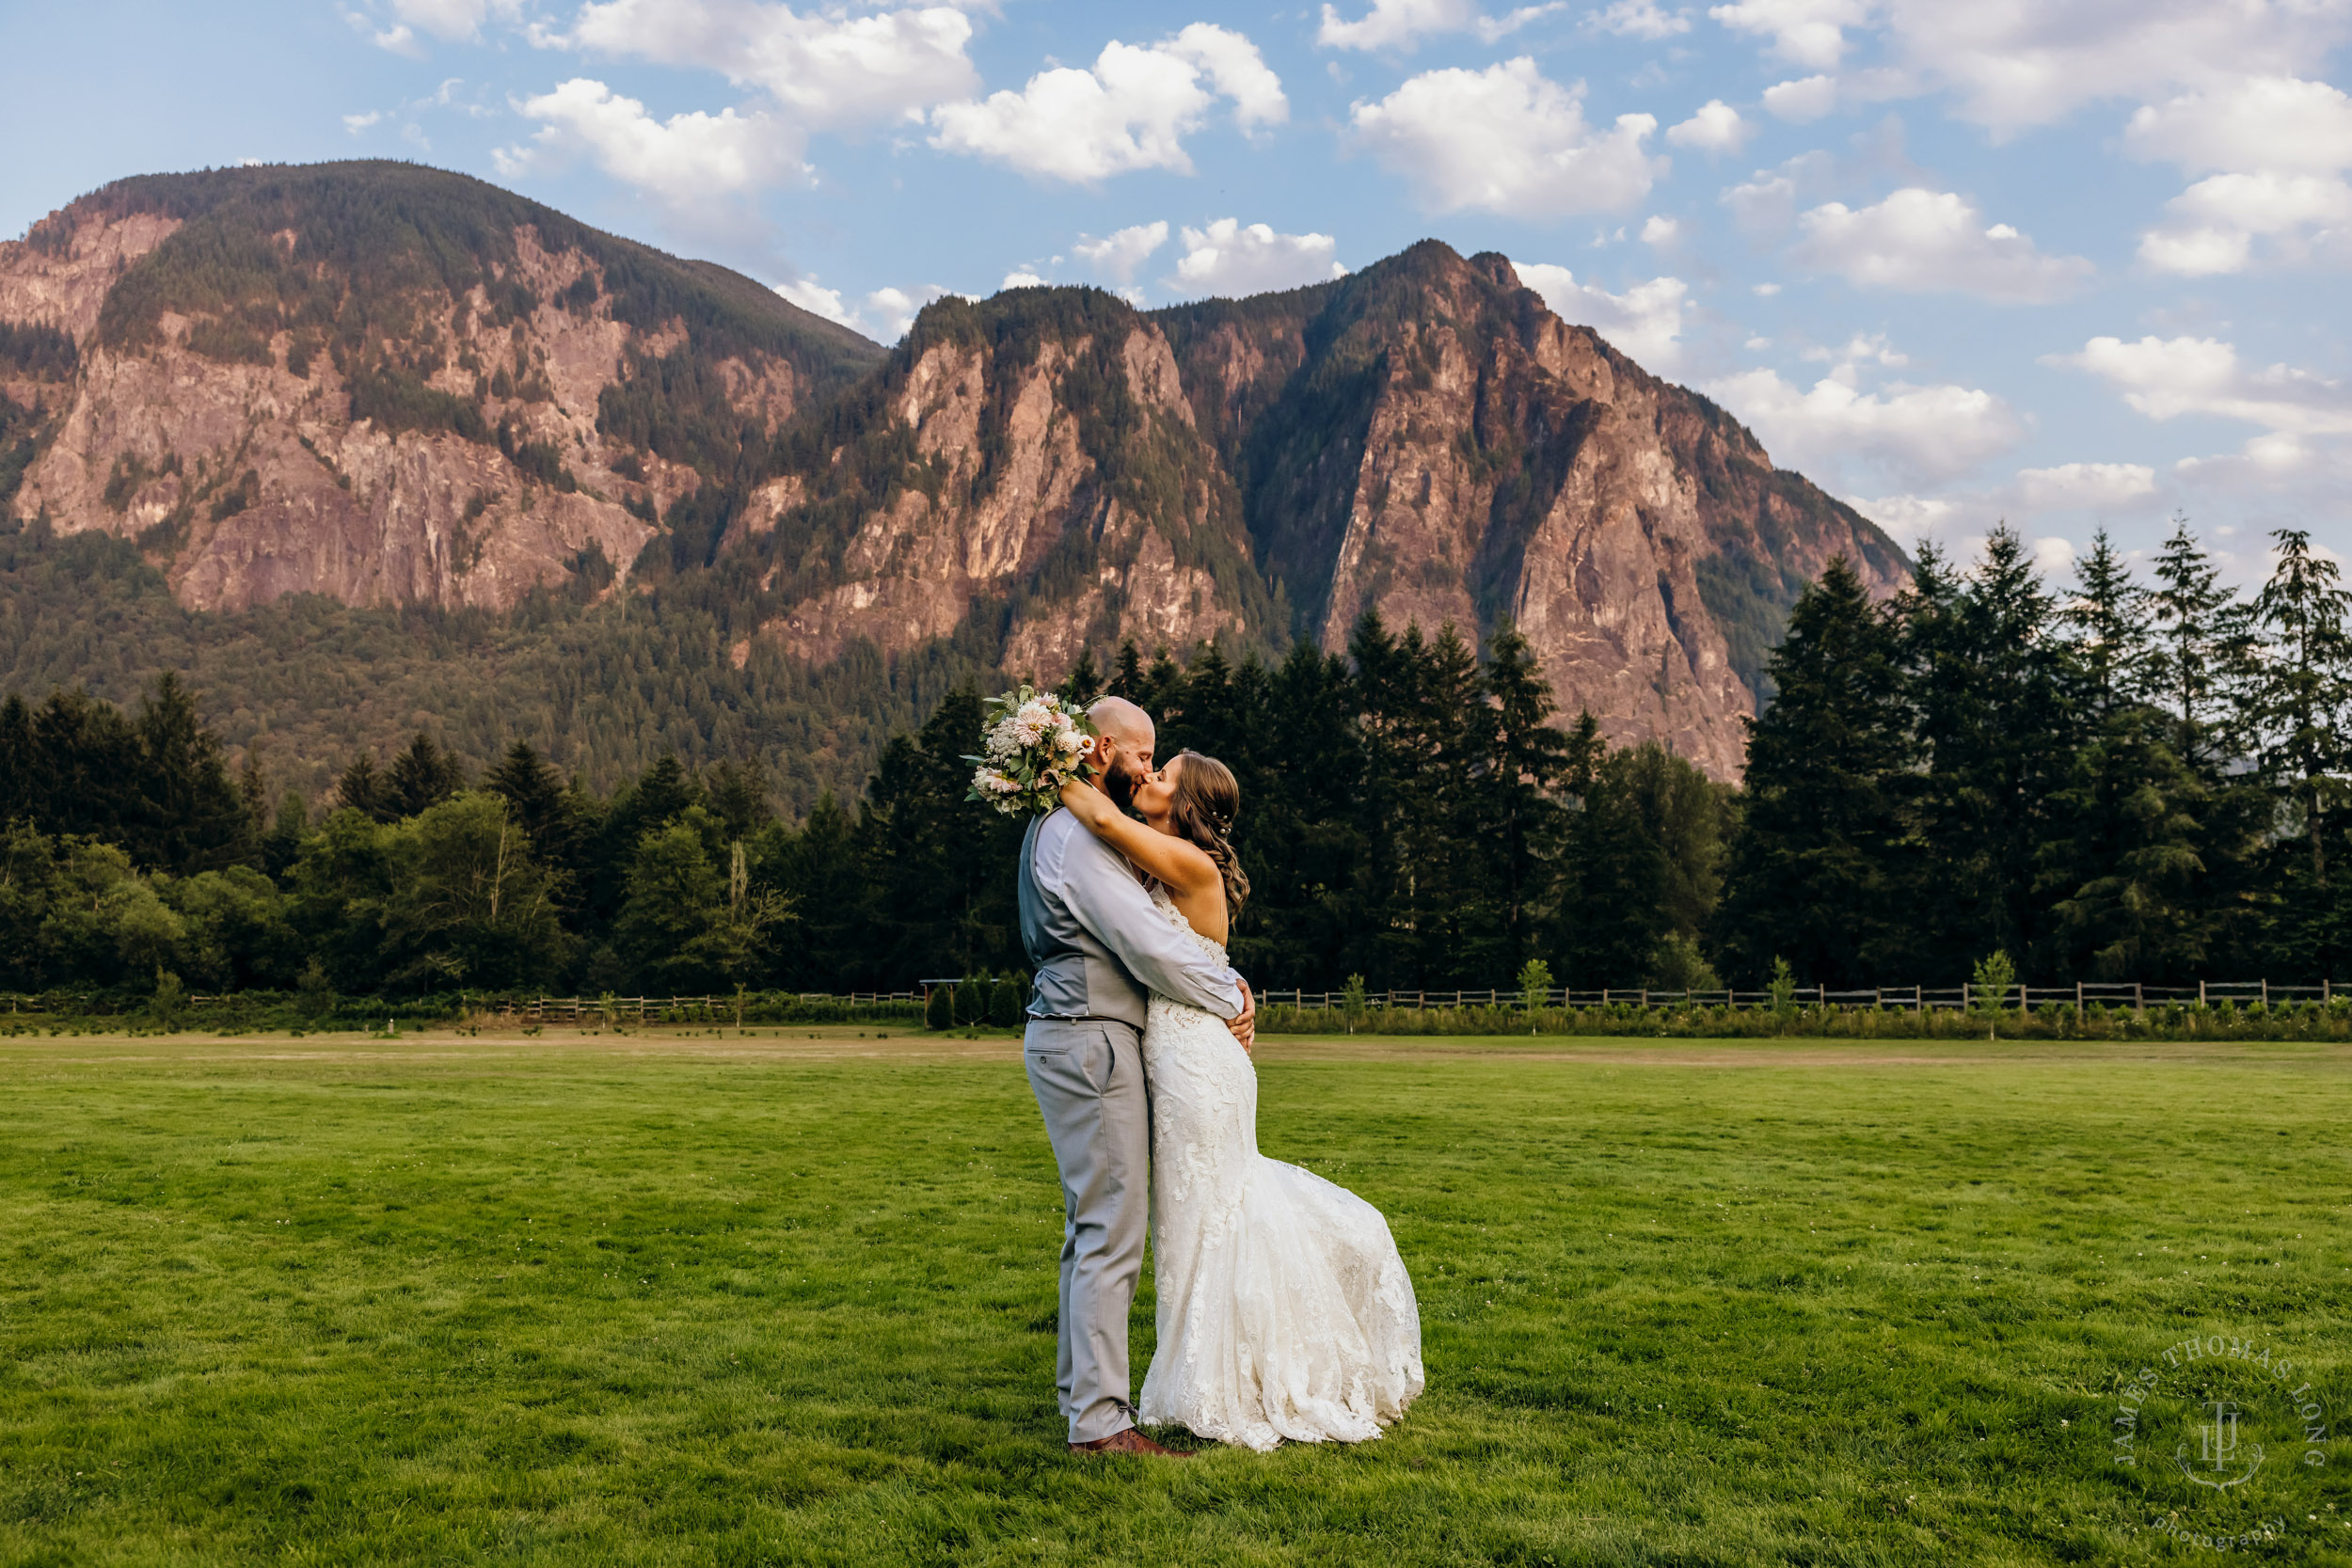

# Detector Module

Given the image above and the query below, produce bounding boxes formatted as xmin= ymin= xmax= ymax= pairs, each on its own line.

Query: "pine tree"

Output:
xmin=2039 ymin=706 xmax=2219 ymax=981
xmin=0 ymin=694 xmax=31 ymax=824
xmin=387 ymin=732 xmax=463 ymax=817
xmin=2062 ymin=528 xmax=2149 ymax=718
xmin=2144 ymin=515 xmax=2249 ymax=771
xmin=2248 ymin=527 xmax=2352 ymax=975
xmin=1057 ymin=647 xmax=1104 ymax=706
xmin=336 ymin=752 xmax=389 ymax=823
xmin=1463 ymin=620 xmax=1570 ymax=981
xmin=1718 ymin=557 xmax=1912 ymax=986
xmin=1904 ymin=526 xmax=2078 ymax=977
xmin=704 ymin=757 xmax=773 ymax=840
xmin=133 ymin=673 xmax=251 ymax=874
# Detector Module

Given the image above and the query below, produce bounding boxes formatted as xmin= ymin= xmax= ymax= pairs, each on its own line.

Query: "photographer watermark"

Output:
xmin=2108 ymin=1331 xmax=2335 ymax=1552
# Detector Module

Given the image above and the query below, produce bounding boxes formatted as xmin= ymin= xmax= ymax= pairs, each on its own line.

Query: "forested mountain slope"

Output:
xmin=2 ymin=162 xmax=880 ymax=612
xmin=1 ymin=163 xmax=1906 ymax=799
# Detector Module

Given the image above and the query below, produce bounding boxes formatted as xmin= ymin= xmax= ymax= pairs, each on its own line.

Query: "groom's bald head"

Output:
xmin=1088 ymin=695 xmax=1152 ymax=754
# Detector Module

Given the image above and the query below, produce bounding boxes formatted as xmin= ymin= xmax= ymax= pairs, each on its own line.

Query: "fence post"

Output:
xmin=2076 ymin=980 xmax=2083 ymax=1013
xmin=2261 ymin=979 xmax=2268 ymax=1006
xmin=2200 ymin=979 xmax=2207 ymax=1006
xmin=2135 ymin=982 xmax=2143 ymax=1013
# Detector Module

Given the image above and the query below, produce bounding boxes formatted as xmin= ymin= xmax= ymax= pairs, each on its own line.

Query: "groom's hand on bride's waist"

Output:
xmin=1227 ymin=978 xmax=1255 ymax=1056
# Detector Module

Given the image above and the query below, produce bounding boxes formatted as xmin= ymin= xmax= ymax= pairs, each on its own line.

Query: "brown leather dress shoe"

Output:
xmin=1069 ymin=1427 xmax=1192 ymax=1458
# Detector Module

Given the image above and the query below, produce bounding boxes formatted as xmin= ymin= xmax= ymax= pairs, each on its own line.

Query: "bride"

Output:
xmin=1059 ymin=752 xmax=1424 ymax=1451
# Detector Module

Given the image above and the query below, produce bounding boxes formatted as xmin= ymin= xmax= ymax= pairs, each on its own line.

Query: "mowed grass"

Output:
xmin=1 ymin=1029 xmax=2347 ymax=1566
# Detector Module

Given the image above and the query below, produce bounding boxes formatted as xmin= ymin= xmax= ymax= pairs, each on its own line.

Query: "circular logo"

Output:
xmin=2108 ymin=1333 xmax=2335 ymax=1553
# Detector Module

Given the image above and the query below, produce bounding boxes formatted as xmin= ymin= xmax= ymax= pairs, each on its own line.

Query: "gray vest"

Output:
xmin=1019 ymin=810 xmax=1150 ymax=1026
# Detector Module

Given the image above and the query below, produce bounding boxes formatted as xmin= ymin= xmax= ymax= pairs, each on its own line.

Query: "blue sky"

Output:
xmin=7 ymin=0 xmax=2351 ymax=584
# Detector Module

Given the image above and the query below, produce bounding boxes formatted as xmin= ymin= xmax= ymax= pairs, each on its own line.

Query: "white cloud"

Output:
xmin=1641 ymin=214 xmax=1680 ymax=245
xmin=1590 ymin=1 xmax=1692 ymax=40
xmin=1164 ymin=23 xmax=1289 ymax=130
xmin=1002 ymin=269 xmax=1048 ymax=289
xmin=929 ymin=26 xmax=1286 ymax=182
xmin=1516 ymin=262 xmax=1690 ymax=369
xmin=1666 ymin=99 xmax=1750 ymax=151
xmin=566 ymin=0 xmax=977 ymax=130
xmin=496 ymin=79 xmax=804 ymax=198
xmin=774 ymin=276 xmax=853 ymax=325
xmin=1791 ymin=187 xmax=2094 ymax=301
xmin=1317 ymin=0 xmax=1569 ymax=49
xmin=2140 ymin=173 xmax=2352 ymax=274
xmin=1171 ymin=219 xmax=1347 ymax=297
xmin=865 ymin=284 xmax=954 ymax=341
xmin=1760 ymin=74 xmax=1836 ymax=120
xmin=1349 ymin=57 xmax=1661 ymax=216
xmin=343 ymin=110 xmax=387 ymax=133
xmin=1800 ymin=331 xmax=1905 ymax=370
xmin=1075 ymin=221 xmax=1170 ymax=282
xmin=1320 ymin=0 xmax=1477 ymax=49
xmin=1705 ymin=366 xmax=2026 ymax=483
xmin=2123 ymin=75 xmax=2352 ymax=176
xmin=2049 ymin=335 xmax=2352 ymax=436
xmin=1875 ymin=0 xmax=2352 ymax=135
xmin=2124 ymin=78 xmax=2352 ymax=275
xmin=1708 ymin=0 xmax=1869 ymax=70
xmin=387 ymin=0 xmax=517 ymax=43
xmin=1846 ymin=491 xmax=1960 ymax=546
xmin=2014 ymin=462 xmax=2159 ymax=510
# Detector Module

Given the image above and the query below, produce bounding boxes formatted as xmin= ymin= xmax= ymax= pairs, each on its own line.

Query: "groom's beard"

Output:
xmin=1103 ymin=763 xmax=1138 ymax=813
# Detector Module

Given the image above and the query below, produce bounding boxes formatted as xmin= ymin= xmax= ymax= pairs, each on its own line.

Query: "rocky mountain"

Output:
xmin=723 ymin=243 xmax=1906 ymax=779
xmin=0 ymin=164 xmax=1906 ymax=786
xmin=0 ymin=162 xmax=878 ymax=613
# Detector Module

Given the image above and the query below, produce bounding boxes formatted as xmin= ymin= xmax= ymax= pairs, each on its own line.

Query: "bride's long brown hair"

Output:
xmin=1168 ymin=750 xmax=1249 ymax=918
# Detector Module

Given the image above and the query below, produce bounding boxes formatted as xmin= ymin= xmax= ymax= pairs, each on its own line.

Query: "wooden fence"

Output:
xmin=1264 ymin=980 xmax=2340 ymax=1012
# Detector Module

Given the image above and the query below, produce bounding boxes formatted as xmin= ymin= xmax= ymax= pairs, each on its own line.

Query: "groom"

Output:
xmin=1018 ymin=694 xmax=1254 ymax=1458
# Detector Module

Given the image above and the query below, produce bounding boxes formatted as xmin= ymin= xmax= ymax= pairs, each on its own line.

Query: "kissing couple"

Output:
xmin=1017 ymin=694 xmax=1424 ymax=1456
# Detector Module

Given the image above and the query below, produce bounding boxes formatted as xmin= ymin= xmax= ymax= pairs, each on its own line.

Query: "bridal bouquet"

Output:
xmin=966 ymin=686 xmax=1100 ymax=816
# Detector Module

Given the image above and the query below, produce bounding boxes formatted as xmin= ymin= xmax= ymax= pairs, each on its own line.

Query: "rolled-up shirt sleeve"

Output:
xmin=1056 ymin=826 xmax=1244 ymax=1019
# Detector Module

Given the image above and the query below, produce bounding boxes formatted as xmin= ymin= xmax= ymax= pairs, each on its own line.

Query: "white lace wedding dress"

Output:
xmin=1136 ymin=890 xmax=1425 ymax=1451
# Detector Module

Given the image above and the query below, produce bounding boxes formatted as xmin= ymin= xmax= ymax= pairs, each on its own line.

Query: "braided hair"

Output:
xmin=1168 ymin=750 xmax=1249 ymax=919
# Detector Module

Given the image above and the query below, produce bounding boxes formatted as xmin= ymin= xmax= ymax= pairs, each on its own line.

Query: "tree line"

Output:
xmin=0 ymin=518 xmax=2343 ymax=1001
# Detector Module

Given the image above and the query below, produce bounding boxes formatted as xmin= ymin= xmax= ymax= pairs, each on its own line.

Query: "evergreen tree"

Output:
xmin=1057 ymin=646 xmax=1104 ymax=705
xmin=1719 ymin=557 xmax=1912 ymax=986
xmin=0 ymin=694 xmax=31 ymax=824
xmin=704 ymin=757 xmax=773 ymax=840
xmin=2248 ymin=527 xmax=2352 ymax=975
xmin=854 ymin=689 xmax=1025 ymax=985
xmin=335 ymin=752 xmax=390 ymax=823
xmin=2039 ymin=706 xmax=2220 ymax=981
xmin=2063 ymin=528 xmax=2150 ymax=718
xmin=1228 ymin=641 xmax=1361 ymax=986
xmin=1107 ymin=639 xmax=1145 ymax=700
xmin=1904 ymin=526 xmax=2078 ymax=977
xmin=2144 ymin=515 xmax=2250 ymax=770
xmin=30 ymin=689 xmax=145 ymax=848
xmin=132 ymin=673 xmax=251 ymax=875
xmin=387 ymin=731 xmax=464 ymax=817
xmin=1463 ymin=621 xmax=1570 ymax=982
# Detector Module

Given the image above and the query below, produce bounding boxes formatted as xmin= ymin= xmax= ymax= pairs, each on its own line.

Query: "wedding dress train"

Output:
xmin=1136 ymin=892 xmax=1424 ymax=1451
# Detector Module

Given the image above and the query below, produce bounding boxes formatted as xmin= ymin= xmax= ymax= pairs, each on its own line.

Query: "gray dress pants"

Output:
xmin=1023 ymin=1016 xmax=1150 ymax=1443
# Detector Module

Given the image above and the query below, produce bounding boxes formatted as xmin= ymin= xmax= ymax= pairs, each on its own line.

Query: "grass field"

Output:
xmin=1 ymin=1027 xmax=2346 ymax=1565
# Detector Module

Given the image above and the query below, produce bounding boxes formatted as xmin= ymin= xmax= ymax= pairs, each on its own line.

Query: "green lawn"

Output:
xmin=1 ymin=1029 xmax=2346 ymax=1565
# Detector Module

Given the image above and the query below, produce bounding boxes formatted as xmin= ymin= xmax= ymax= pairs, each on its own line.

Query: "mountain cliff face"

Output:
xmin=0 ymin=166 xmax=1905 ymax=783
xmin=0 ymin=163 xmax=879 ymax=613
xmin=1153 ymin=244 xmax=1908 ymax=777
